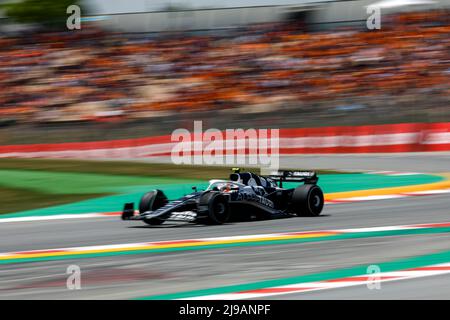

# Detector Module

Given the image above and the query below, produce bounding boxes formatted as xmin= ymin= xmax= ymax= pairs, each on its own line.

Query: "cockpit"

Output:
xmin=206 ymin=180 xmax=244 ymax=193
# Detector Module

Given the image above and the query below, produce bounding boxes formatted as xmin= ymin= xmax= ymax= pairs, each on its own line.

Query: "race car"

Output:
xmin=121 ymin=169 xmax=324 ymax=225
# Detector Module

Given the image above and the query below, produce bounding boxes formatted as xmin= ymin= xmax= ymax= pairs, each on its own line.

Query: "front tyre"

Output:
xmin=291 ymin=185 xmax=324 ymax=216
xmin=139 ymin=190 xmax=168 ymax=225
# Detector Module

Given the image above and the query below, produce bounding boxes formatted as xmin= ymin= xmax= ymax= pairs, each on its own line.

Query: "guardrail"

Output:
xmin=0 ymin=122 xmax=448 ymax=159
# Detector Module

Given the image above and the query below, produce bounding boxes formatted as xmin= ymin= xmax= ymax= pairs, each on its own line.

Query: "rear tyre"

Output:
xmin=139 ymin=190 xmax=168 ymax=225
xmin=199 ymin=192 xmax=230 ymax=224
xmin=291 ymin=185 xmax=324 ymax=216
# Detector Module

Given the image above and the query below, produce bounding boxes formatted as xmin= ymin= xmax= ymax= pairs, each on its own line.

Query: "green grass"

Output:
xmin=0 ymin=159 xmax=214 ymax=214
xmin=0 ymin=186 xmax=104 ymax=214
xmin=0 ymin=159 xmax=308 ymax=214
xmin=0 ymin=169 xmax=195 ymax=195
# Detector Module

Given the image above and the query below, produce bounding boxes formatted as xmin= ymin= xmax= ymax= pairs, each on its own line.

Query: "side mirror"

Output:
xmin=192 ymin=186 xmax=198 ymax=192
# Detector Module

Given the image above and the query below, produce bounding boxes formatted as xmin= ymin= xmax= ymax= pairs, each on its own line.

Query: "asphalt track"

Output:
xmin=265 ymin=274 xmax=450 ymax=300
xmin=0 ymin=153 xmax=449 ymax=299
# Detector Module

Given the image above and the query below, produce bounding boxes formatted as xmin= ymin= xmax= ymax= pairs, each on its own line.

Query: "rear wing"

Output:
xmin=266 ymin=171 xmax=318 ymax=187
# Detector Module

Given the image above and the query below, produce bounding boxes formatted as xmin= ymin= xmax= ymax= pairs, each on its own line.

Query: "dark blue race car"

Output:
xmin=121 ymin=169 xmax=324 ymax=225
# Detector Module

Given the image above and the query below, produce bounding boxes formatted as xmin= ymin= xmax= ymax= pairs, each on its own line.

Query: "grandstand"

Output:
xmin=0 ymin=3 xmax=449 ymax=143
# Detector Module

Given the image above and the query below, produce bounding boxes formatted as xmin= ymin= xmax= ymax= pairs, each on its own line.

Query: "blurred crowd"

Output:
xmin=0 ymin=10 xmax=449 ymax=125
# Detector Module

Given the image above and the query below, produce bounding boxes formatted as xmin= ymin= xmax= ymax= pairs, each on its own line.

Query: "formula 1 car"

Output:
xmin=121 ymin=169 xmax=324 ymax=225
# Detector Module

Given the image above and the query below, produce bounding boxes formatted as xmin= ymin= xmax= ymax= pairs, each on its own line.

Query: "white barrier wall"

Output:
xmin=95 ymin=6 xmax=286 ymax=32
xmin=87 ymin=0 xmax=450 ymax=32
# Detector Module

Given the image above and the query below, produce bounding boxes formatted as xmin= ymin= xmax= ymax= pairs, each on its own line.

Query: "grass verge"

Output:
xmin=0 ymin=186 xmax=106 ymax=215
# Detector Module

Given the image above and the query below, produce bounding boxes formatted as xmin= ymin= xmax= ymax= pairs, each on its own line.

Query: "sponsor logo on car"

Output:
xmin=236 ymin=192 xmax=275 ymax=208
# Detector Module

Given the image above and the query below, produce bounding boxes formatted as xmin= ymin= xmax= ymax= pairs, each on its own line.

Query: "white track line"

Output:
xmin=0 ymin=212 xmax=119 ymax=224
xmin=1 ymin=221 xmax=448 ymax=258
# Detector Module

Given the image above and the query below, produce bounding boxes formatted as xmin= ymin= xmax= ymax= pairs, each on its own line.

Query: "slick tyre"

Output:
xmin=139 ymin=190 xmax=168 ymax=225
xmin=291 ymin=185 xmax=324 ymax=217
